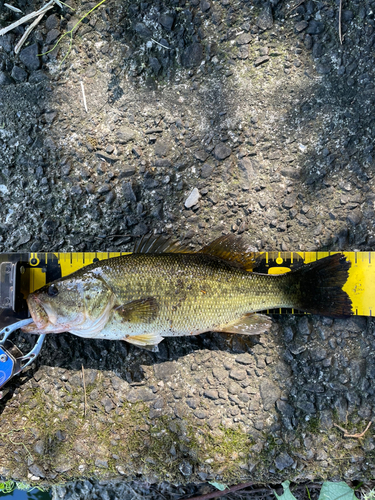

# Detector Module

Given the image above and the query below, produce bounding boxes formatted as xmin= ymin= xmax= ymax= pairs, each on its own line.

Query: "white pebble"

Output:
xmin=184 ymin=187 xmax=200 ymax=208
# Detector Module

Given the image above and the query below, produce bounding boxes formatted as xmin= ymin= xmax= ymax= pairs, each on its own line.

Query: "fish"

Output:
xmin=22 ymin=235 xmax=353 ymax=348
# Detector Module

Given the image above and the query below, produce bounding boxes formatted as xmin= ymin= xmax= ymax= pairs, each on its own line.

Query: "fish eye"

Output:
xmin=47 ymin=284 xmax=59 ymax=297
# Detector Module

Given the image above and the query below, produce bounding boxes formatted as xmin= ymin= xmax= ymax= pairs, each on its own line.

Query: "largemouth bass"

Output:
xmin=23 ymin=236 xmax=352 ymax=347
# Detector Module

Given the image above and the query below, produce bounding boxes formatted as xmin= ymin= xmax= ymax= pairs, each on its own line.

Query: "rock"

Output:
xmin=154 ymin=140 xmax=171 ymax=157
xmin=134 ymin=22 xmax=152 ymax=38
xmin=154 ymin=159 xmax=172 ymax=168
xmin=238 ymin=157 xmax=254 ymax=182
xmin=307 ymin=20 xmax=325 ymax=35
xmin=214 ymin=143 xmax=232 ymax=160
xmin=133 ymin=223 xmax=148 ymax=236
xmin=28 ymin=464 xmax=45 ymax=478
xmin=347 ymin=209 xmax=362 ymax=225
xmin=126 ymin=387 xmax=155 ymax=403
xmin=116 ymin=126 xmax=136 ymax=143
xmin=28 ymin=70 xmax=49 ymax=84
xmin=204 ymin=389 xmax=218 ymax=400
xmin=235 ymin=353 xmax=253 ymax=365
xmin=259 ymin=380 xmax=281 ymax=410
xmin=149 ymin=57 xmax=161 ymax=74
xmin=159 ymin=13 xmax=175 ymax=31
xmin=119 ymin=165 xmax=136 ymax=178
xmin=229 ymin=368 xmax=247 ymax=381
xmin=122 ymin=181 xmax=137 ymax=202
xmin=194 ymin=150 xmax=209 ymax=162
xmin=45 ymin=28 xmax=60 ymax=45
xmin=200 ymin=0 xmax=210 ymax=11
xmin=295 ymin=21 xmax=308 ymax=32
xmin=282 ymin=193 xmax=297 ymax=209
xmin=256 ymin=2 xmax=273 ymax=30
xmin=0 ymin=34 xmax=14 ymax=53
xmin=179 ymin=461 xmax=193 ymax=476
xmin=181 ymin=43 xmax=204 ymax=67
xmin=185 ymin=188 xmax=201 ymax=208
xmin=237 ymin=33 xmax=251 ymax=45
xmin=11 ymin=66 xmax=28 ymax=82
xmin=237 ymin=46 xmax=249 ymax=59
xmin=19 ymin=43 xmax=40 ymax=71
xmin=276 ymin=400 xmax=294 ymax=430
xmin=101 ymin=396 xmax=115 ymax=413
xmin=254 ymin=56 xmax=270 ymax=67
xmin=46 ymin=14 xmax=60 ymax=30
xmin=275 ymin=452 xmax=294 ymax=471
xmin=316 ymin=64 xmax=331 ymax=75
xmin=194 ymin=409 xmax=208 ymax=419
xmin=0 ymin=72 xmax=14 ymax=85
xmin=95 ymin=151 xmax=119 ymax=163
xmin=201 ymin=163 xmax=214 ymax=178
xmin=95 ymin=459 xmax=108 ymax=468
xmin=34 ymin=441 xmax=44 ymax=455
xmin=297 ymin=316 xmax=310 ymax=336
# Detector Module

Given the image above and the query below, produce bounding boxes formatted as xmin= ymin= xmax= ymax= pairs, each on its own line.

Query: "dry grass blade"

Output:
xmin=82 ymin=364 xmax=87 ymax=417
xmin=339 ymin=0 xmax=343 ymax=44
xmin=334 ymin=421 xmax=372 ymax=438
xmin=14 ymin=12 xmax=45 ymax=54
xmin=287 ymin=0 xmax=306 ymax=15
xmin=0 ymin=0 xmax=55 ymax=36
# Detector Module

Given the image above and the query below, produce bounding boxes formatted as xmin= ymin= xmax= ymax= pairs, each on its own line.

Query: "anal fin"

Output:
xmin=214 ymin=313 xmax=272 ymax=335
xmin=122 ymin=332 xmax=164 ymax=346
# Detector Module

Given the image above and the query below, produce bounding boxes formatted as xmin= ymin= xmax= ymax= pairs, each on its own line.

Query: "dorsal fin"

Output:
xmin=198 ymin=235 xmax=259 ymax=271
xmin=133 ymin=234 xmax=259 ymax=271
xmin=133 ymin=235 xmax=192 ymax=254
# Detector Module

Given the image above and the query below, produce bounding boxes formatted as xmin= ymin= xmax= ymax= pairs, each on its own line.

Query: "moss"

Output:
xmin=306 ymin=416 xmax=320 ymax=434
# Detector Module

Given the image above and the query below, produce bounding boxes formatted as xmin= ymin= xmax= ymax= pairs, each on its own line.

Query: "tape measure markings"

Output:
xmin=18 ymin=251 xmax=375 ymax=317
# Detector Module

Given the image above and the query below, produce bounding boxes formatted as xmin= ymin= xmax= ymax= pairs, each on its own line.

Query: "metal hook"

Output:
xmin=0 ymin=318 xmax=34 ymax=345
xmin=0 ymin=318 xmax=46 ymax=392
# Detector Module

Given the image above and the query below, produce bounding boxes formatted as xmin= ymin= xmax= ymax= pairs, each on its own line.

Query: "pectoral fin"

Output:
xmin=114 ymin=297 xmax=158 ymax=324
xmin=214 ymin=313 xmax=272 ymax=335
xmin=122 ymin=332 xmax=164 ymax=346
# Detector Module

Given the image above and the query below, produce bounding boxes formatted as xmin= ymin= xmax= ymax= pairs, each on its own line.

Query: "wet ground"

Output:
xmin=1 ymin=0 xmax=375 ymax=496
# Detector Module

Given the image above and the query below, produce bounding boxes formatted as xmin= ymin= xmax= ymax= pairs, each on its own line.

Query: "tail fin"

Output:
xmin=289 ymin=254 xmax=352 ymax=317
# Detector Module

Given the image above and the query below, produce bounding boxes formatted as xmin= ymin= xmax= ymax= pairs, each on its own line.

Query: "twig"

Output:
xmin=334 ymin=421 xmax=372 ymax=438
xmin=287 ymin=0 xmax=306 ymax=15
xmin=80 ymin=81 xmax=88 ymax=113
xmin=14 ymin=12 xmax=44 ymax=54
xmin=184 ymin=482 xmax=254 ymax=500
xmin=0 ymin=0 xmax=55 ymax=36
xmin=82 ymin=364 xmax=87 ymax=417
xmin=339 ymin=0 xmax=343 ymax=44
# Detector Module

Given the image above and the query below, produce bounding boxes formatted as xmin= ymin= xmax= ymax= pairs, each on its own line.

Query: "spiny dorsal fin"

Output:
xmin=133 ymin=235 xmax=192 ymax=254
xmin=198 ymin=235 xmax=259 ymax=271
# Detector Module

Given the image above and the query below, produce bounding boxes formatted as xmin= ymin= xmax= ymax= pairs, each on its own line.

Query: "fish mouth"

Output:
xmin=24 ymin=294 xmax=50 ymax=331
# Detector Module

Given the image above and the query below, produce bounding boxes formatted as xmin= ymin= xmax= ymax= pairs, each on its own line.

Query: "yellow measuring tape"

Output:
xmin=24 ymin=251 xmax=373 ymax=317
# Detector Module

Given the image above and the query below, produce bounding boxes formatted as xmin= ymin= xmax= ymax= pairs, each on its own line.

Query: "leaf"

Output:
xmin=274 ymin=481 xmax=298 ymax=500
xmin=208 ymin=481 xmax=228 ymax=492
xmin=319 ymin=482 xmax=356 ymax=500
